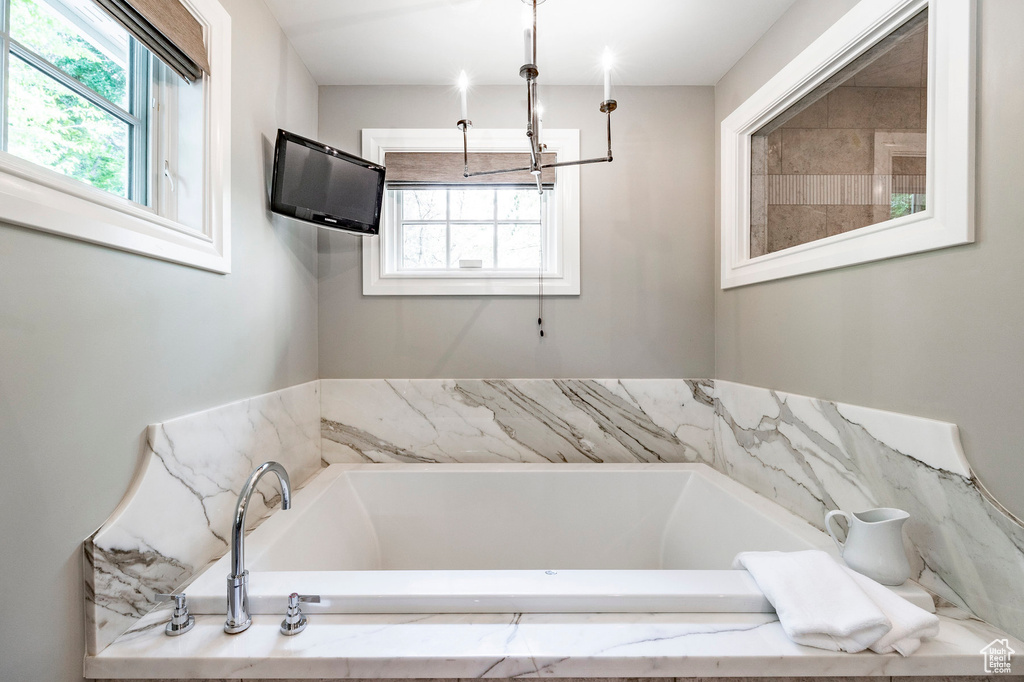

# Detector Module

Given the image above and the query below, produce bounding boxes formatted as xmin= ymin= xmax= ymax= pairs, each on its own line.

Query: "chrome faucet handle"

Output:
xmin=280 ymin=592 xmax=320 ymax=636
xmin=155 ymin=593 xmax=195 ymax=636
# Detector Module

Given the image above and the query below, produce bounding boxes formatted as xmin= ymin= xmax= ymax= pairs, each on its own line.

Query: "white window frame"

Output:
xmin=720 ymin=0 xmax=975 ymax=289
xmin=0 ymin=0 xmax=231 ymax=273
xmin=361 ymin=128 xmax=581 ymax=296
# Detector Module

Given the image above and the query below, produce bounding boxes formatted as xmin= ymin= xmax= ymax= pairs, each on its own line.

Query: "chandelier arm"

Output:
xmin=464 ymin=166 xmax=534 ymax=177
xmin=541 ymin=156 xmax=612 ymax=169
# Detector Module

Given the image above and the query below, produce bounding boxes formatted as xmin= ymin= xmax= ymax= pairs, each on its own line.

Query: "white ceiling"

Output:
xmin=263 ymin=0 xmax=800 ymax=87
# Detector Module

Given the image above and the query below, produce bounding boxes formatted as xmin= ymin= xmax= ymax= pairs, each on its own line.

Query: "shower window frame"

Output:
xmin=720 ymin=0 xmax=976 ymax=289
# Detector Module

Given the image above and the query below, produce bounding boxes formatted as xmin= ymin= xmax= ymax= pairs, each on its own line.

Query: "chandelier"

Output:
xmin=456 ymin=0 xmax=617 ymax=194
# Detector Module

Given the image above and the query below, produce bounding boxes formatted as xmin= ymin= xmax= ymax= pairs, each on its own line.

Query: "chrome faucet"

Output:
xmin=225 ymin=461 xmax=291 ymax=634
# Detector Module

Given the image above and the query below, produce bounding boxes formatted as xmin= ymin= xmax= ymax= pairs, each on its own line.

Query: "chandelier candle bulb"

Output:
xmin=603 ymin=48 xmax=613 ymax=102
xmin=454 ymin=0 xmax=616 ymax=193
xmin=523 ymin=5 xmax=533 ymax=64
xmin=458 ymin=71 xmax=469 ymax=121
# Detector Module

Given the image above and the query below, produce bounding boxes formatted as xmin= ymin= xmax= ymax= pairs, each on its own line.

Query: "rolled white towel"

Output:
xmin=842 ymin=565 xmax=939 ymax=655
xmin=733 ymin=549 xmax=891 ymax=653
xmin=733 ymin=549 xmax=940 ymax=656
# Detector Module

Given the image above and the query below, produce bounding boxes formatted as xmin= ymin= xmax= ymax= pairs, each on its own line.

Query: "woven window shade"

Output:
xmin=385 ymin=151 xmax=557 ymax=188
xmin=93 ymin=0 xmax=210 ymax=82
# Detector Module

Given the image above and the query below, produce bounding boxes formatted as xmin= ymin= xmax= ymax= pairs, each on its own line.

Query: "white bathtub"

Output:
xmin=185 ymin=463 xmax=933 ymax=614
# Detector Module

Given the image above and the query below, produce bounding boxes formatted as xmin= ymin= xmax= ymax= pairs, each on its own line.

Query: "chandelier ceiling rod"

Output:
xmin=456 ymin=0 xmax=618 ymax=194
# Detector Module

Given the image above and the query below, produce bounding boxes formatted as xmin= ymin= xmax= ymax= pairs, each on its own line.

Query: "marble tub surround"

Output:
xmin=85 ymin=381 xmax=322 ymax=655
xmin=318 ymin=378 xmax=1023 ymax=640
xmin=85 ymin=375 xmax=1024 ymax=672
xmin=712 ymin=380 xmax=1024 ymax=641
xmin=85 ymin=604 xmax=1023 ymax=679
xmin=320 ymin=379 xmax=716 ymax=465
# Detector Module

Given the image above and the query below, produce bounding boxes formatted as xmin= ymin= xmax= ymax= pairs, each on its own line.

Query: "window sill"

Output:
xmin=362 ymin=256 xmax=579 ymax=296
xmin=0 ymin=151 xmax=230 ymax=272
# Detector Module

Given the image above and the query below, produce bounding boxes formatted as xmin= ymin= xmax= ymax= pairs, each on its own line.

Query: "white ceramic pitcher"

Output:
xmin=824 ymin=507 xmax=911 ymax=585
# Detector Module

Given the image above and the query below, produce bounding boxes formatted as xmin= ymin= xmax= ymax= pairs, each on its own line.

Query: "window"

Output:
xmin=0 ymin=0 xmax=231 ymax=273
xmin=392 ymin=187 xmax=548 ymax=272
xmin=720 ymin=0 xmax=975 ymax=289
xmin=362 ymin=128 xmax=581 ymax=296
xmin=2 ymin=0 xmax=149 ymax=199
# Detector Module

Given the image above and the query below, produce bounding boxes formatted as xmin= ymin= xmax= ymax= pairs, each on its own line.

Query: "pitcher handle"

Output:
xmin=825 ymin=510 xmax=851 ymax=555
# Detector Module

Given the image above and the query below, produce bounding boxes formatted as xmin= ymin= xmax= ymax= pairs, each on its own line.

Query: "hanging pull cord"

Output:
xmin=538 ymin=215 xmax=545 ymax=338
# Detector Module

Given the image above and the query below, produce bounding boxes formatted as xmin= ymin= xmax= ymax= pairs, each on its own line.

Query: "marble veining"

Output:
xmin=85 ymin=381 xmax=322 ymax=655
xmin=318 ymin=378 xmax=1023 ymax=640
xmin=86 ymin=604 xmax=1023 ymax=679
xmin=320 ymin=379 xmax=716 ymax=466
xmin=712 ymin=380 xmax=1024 ymax=640
xmin=86 ymin=376 xmax=1024 ymax=668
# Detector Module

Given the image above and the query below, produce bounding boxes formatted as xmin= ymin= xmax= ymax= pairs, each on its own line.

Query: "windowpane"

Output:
xmin=497 ymin=189 xmax=541 ymax=221
xmin=402 ymin=223 xmax=447 ymax=269
xmin=449 ymin=189 xmax=494 ymax=220
xmin=450 ymin=223 xmax=495 ymax=268
xmin=10 ymin=0 xmax=131 ymax=109
xmin=497 ymin=224 xmax=541 ymax=268
xmin=7 ymin=56 xmax=130 ymax=197
xmin=402 ymin=190 xmax=446 ymax=220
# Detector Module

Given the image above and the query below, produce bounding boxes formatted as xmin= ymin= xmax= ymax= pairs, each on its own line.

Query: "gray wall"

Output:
xmin=715 ymin=0 xmax=1024 ymax=520
xmin=0 ymin=1 xmax=319 ymax=680
xmin=317 ymin=85 xmax=715 ymax=379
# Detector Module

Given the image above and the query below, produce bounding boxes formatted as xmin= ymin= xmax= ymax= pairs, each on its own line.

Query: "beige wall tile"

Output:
xmin=892 ymin=155 xmax=926 ymax=175
xmin=782 ymin=96 xmax=829 ymax=129
xmin=826 ymin=204 xmax=878 ymax=236
xmin=767 ymin=129 xmax=783 ymax=175
xmin=852 ymin=28 xmax=927 ymax=88
xmin=768 ymin=204 xmax=827 ymax=252
xmin=751 ymin=136 xmax=768 ymax=175
xmin=826 ymin=86 xmax=923 ymax=130
xmin=780 ymin=129 xmax=874 ymax=175
xmin=873 ymin=204 xmax=894 ymax=223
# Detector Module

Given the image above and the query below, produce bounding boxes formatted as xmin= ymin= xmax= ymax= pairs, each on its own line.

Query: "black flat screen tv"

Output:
xmin=270 ymin=129 xmax=386 ymax=235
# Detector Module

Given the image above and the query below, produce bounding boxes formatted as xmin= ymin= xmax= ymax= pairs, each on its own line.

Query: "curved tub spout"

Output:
xmin=225 ymin=461 xmax=291 ymax=634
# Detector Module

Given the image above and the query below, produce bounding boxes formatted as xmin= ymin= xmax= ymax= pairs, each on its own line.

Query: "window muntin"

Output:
xmin=362 ymin=128 xmax=580 ymax=296
xmin=394 ymin=187 xmax=546 ymax=273
xmin=1 ymin=0 xmax=149 ymax=201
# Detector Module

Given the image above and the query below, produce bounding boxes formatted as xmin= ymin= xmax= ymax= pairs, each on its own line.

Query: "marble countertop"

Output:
xmin=86 ymin=605 xmax=1022 ymax=679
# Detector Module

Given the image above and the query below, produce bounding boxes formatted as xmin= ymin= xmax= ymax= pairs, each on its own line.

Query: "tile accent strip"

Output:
xmin=84 ymin=381 xmax=322 ymax=655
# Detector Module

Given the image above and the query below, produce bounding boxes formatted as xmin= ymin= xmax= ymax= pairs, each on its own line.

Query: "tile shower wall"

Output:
xmin=750 ymin=18 xmax=928 ymax=256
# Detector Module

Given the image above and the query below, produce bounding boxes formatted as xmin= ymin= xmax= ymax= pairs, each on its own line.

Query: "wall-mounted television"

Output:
xmin=270 ymin=129 xmax=386 ymax=235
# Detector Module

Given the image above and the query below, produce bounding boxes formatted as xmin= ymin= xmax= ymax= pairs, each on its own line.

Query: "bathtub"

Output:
xmin=185 ymin=463 xmax=933 ymax=615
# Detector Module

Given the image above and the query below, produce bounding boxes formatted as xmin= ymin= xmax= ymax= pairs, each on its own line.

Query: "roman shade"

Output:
xmin=384 ymin=151 xmax=557 ymax=188
xmin=93 ymin=0 xmax=210 ymax=82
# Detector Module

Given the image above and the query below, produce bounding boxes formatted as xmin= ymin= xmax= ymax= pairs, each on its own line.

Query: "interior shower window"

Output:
xmin=2 ymin=0 xmax=148 ymax=200
xmin=749 ymin=9 xmax=928 ymax=257
xmin=396 ymin=187 xmax=546 ymax=272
